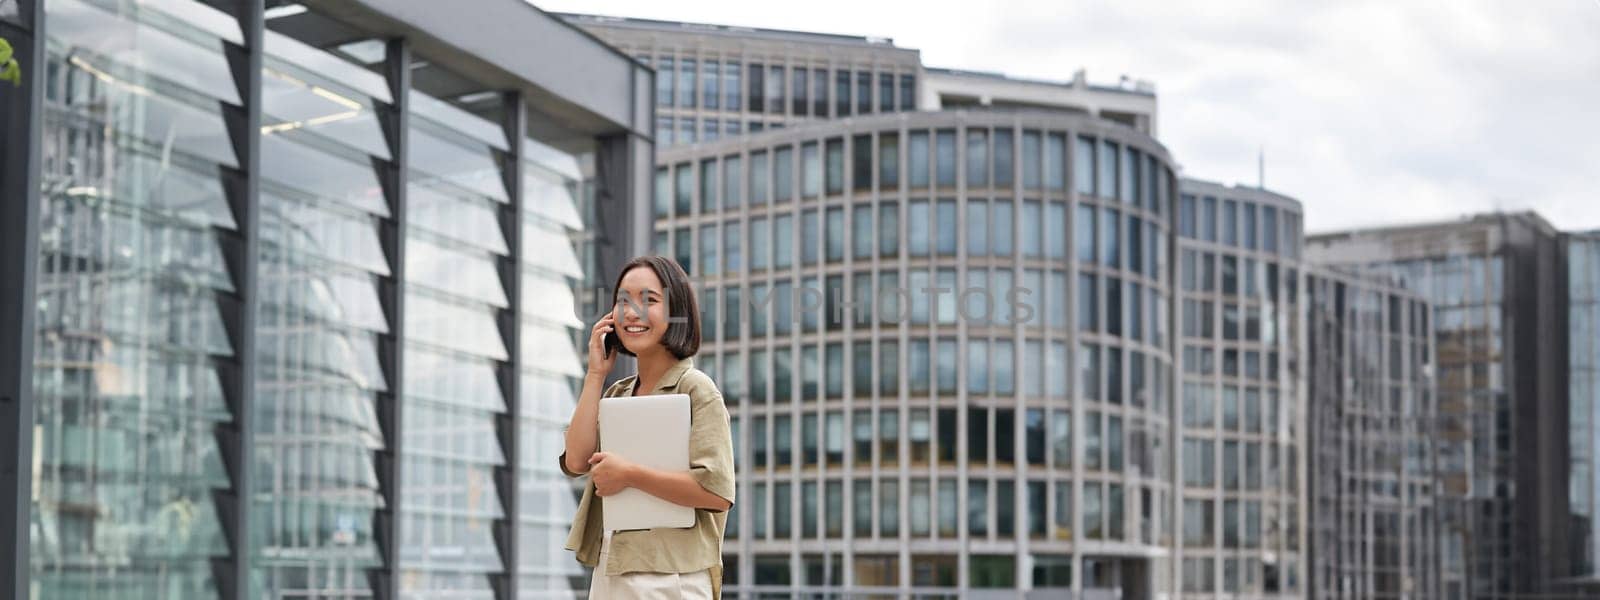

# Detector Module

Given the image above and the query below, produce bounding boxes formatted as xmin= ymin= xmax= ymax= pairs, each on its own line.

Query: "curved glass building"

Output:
xmin=655 ymin=107 xmax=1177 ymax=596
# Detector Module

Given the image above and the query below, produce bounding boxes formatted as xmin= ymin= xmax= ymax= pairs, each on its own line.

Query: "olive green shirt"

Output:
xmin=558 ymin=356 xmax=736 ymax=597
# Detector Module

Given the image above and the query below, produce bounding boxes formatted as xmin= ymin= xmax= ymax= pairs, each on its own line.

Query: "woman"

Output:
xmin=558 ymin=255 xmax=735 ymax=600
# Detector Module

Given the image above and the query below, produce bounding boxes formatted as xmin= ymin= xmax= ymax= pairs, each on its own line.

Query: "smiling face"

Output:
xmin=612 ymin=266 xmax=671 ymax=356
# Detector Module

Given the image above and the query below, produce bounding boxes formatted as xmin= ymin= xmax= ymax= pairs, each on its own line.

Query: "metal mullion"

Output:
xmin=493 ymin=90 xmax=527 ymax=600
xmin=0 ymin=2 xmax=46 ymax=598
xmin=370 ymin=37 xmax=411 ymax=600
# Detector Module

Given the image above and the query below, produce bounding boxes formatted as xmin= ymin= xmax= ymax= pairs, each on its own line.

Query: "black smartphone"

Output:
xmin=604 ymin=329 xmax=624 ymax=357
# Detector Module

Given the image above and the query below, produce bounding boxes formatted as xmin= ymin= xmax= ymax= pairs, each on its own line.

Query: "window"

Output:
xmin=899 ymin=74 xmax=915 ymax=111
xmin=674 ymin=163 xmax=693 ymax=215
xmin=802 ymin=143 xmax=821 ymax=198
xmin=701 ymin=59 xmax=719 ymax=109
xmin=1012 ymin=201 xmax=1038 ymax=259
xmin=723 ymin=155 xmax=742 ymax=208
xmin=1083 ymin=482 xmax=1103 ymax=539
xmin=774 ymin=146 xmax=794 ymax=203
xmin=1048 ymin=408 xmax=1073 ymax=468
xmin=968 ymin=479 xmax=990 ymax=536
xmin=812 ymin=68 xmax=828 ymax=116
xmin=909 ymin=131 xmax=930 ymax=187
xmin=775 ymin=415 xmax=793 ymax=467
xmin=995 ymin=409 xmax=1015 ymax=465
xmin=937 ymin=407 xmax=958 ymax=464
xmin=936 ymin=129 xmax=957 ymax=186
xmin=699 ymin=224 xmax=718 ymax=277
xmin=936 ymin=199 xmax=958 ymax=256
xmin=723 ymin=61 xmax=741 ymax=110
xmin=909 ymin=409 xmax=930 ymax=464
xmin=1044 ymin=202 xmax=1066 ymax=259
xmin=1184 ymin=499 xmax=1213 ymax=546
xmin=1084 ymin=411 xmax=1102 ymax=470
xmin=1076 ymin=203 xmax=1096 ymax=263
xmin=825 ymin=138 xmax=844 ymax=195
xmin=879 ymin=200 xmax=899 ymax=257
xmin=1022 ymin=130 xmax=1042 ymax=189
xmin=749 ymin=216 xmax=769 ymax=271
xmin=750 ymin=151 xmax=769 ymax=205
xmin=851 ymin=205 xmax=872 ymax=261
xmin=835 ymin=69 xmax=850 ymax=117
xmin=881 ymin=479 xmax=899 ymax=537
xmin=1018 ymin=409 xmax=1046 ymax=467
xmin=910 ymin=479 xmax=931 ymax=536
xmin=909 ymin=339 xmax=931 ymax=393
xmin=881 ymin=339 xmax=899 ymax=396
xmin=674 ymin=226 xmax=693 ymax=274
xmin=842 ymin=410 xmax=868 ymax=467
xmin=1201 ymin=195 xmax=1217 ymax=242
xmin=937 ymin=338 xmax=958 ymax=394
xmin=878 ymin=132 xmax=899 ymax=188
xmin=724 ymin=284 xmax=741 ymax=342
xmin=1046 ymin=133 xmax=1066 ymax=190
xmin=832 ymin=208 xmax=844 ymax=262
xmin=774 ymin=482 xmax=791 ymax=537
xmin=851 ymin=479 xmax=872 ymax=537
xmin=968 ymin=199 xmax=989 ymax=257
xmin=1179 ymin=194 xmax=1196 ymax=237
xmin=1098 ymin=140 xmax=1118 ymax=198
xmin=968 ymin=340 xmax=990 ymax=395
xmin=658 ymin=57 xmax=675 ymax=106
xmin=678 ymin=58 xmax=697 ymax=108
xmin=1242 ymin=203 xmax=1257 ymax=250
xmin=1075 ymin=136 xmax=1095 ymax=195
xmin=879 ymin=72 xmax=895 ymax=112
xmin=1222 ymin=199 xmax=1237 ymax=246
xmin=993 ymin=129 xmax=1014 ymax=187
xmin=802 ymin=414 xmax=819 ymax=466
xmin=1124 ymin=147 xmax=1140 ymax=205
xmin=856 ymin=71 xmax=872 ymax=114
xmin=1079 ymin=343 xmax=1100 ymax=401
xmin=908 ymin=200 xmax=930 ymax=257
xmin=752 ymin=415 xmax=768 ymax=467
xmin=937 ymin=481 xmax=960 ymax=538
xmin=699 ymin=159 xmax=719 ymax=214
xmin=792 ymin=67 xmax=808 ymax=116
xmin=1263 ymin=206 xmax=1279 ymax=253
xmin=966 ymin=128 xmax=989 ymax=186
xmin=1101 ymin=208 xmax=1120 ymax=268
xmin=880 ymin=409 xmax=899 ymax=463
xmin=994 ymin=201 xmax=1014 ymax=256
xmin=1078 ymin=273 xmax=1098 ymax=332
xmin=1106 ymin=278 xmax=1122 ymax=337
xmin=654 ymin=167 xmax=670 ymax=217
xmin=745 ymin=63 xmax=764 ymax=113
xmin=824 ymin=411 xmax=844 ymax=465
xmin=774 ymin=214 xmax=793 ymax=268
xmin=1184 ymin=437 xmax=1214 ymax=487
xmin=852 ymin=135 xmax=871 ymax=191
xmin=766 ymin=65 xmax=785 ymax=114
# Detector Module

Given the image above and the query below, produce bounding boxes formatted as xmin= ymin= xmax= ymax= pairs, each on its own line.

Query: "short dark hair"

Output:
xmin=610 ymin=255 xmax=700 ymax=359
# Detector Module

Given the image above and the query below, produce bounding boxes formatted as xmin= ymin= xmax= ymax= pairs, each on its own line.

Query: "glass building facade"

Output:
xmin=5 ymin=1 xmax=651 ymax=599
xmin=1174 ymin=180 xmax=1308 ymax=599
xmin=653 ymin=110 xmax=1178 ymax=597
xmin=1568 ymin=231 xmax=1600 ymax=589
xmin=1305 ymin=269 xmax=1440 ymax=600
xmin=1307 ymin=213 xmax=1571 ymax=600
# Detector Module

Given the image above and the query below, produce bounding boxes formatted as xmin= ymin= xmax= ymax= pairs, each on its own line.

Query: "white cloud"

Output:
xmin=539 ymin=0 xmax=1600 ymax=232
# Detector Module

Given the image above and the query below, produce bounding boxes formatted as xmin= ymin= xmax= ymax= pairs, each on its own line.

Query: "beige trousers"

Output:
xmin=589 ymin=531 xmax=714 ymax=600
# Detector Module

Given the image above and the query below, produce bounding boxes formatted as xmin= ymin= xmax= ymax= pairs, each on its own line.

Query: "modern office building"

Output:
xmin=0 ymin=1 xmax=652 ymax=599
xmin=1173 ymin=179 xmax=1309 ymax=598
xmin=1306 ymin=213 xmax=1570 ymax=600
xmin=1304 ymin=267 xmax=1440 ymax=600
xmin=1564 ymin=230 xmax=1600 ymax=595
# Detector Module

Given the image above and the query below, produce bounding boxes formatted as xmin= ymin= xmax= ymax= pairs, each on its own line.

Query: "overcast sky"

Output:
xmin=537 ymin=0 xmax=1600 ymax=233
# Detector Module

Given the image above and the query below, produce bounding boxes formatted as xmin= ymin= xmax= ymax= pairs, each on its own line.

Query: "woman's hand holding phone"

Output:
xmin=587 ymin=312 xmax=618 ymax=379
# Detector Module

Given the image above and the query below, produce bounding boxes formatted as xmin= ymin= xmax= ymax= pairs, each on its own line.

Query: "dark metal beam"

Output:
xmin=0 ymin=2 xmax=46 ymax=598
xmin=491 ymin=90 xmax=527 ymax=600
xmin=368 ymin=36 xmax=410 ymax=600
xmin=211 ymin=2 xmax=264 ymax=599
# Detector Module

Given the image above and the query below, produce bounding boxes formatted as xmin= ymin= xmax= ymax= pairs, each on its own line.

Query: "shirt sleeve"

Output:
xmin=556 ymin=378 xmax=629 ymax=479
xmin=686 ymin=375 xmax=736 ymax=510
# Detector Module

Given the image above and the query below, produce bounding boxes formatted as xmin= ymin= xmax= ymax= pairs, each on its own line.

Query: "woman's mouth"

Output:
xmin=621 ymin=324 xmax=650 ymax=335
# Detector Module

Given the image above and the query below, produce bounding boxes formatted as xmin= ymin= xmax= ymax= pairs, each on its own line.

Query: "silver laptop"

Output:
xmin=598 ymin=393 xmax=697 ymax=531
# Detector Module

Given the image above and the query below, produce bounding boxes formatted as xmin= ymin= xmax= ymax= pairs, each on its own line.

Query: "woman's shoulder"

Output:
xmin=678 ymin=366 xmax=724 ymax=400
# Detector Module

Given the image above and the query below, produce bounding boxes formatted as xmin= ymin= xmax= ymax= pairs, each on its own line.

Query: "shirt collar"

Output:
xmin=627 ymin=355 xmax=695 ymax=395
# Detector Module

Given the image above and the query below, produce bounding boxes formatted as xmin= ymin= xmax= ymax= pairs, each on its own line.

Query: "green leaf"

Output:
xmin=0 ymin=36 xmax=13 ymax=64
xmin=0 ymin=60 xmax=18 ymax=86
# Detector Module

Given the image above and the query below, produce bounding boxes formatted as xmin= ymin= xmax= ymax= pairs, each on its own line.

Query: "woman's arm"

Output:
xmin=562 ymin=313 xmax=617 ymax=476
xmin=589 ymin=452 xmax=732 ymax=511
